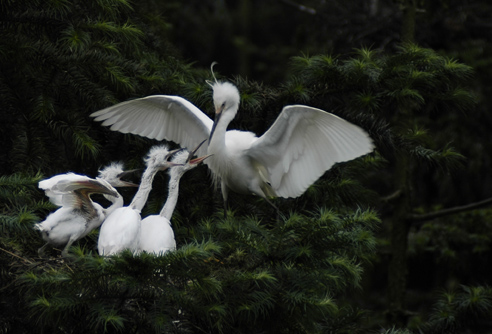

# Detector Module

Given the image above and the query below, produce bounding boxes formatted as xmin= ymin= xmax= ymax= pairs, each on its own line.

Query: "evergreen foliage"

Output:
xmin=2 ymin=0 xmax=492 ymax=333
xmin=424 ymin=285 xmax=492 ymax=333
xmin=0 ymin=0 xmax=189 ymax=175
xmin=17 ymin=210 xmax=378 ymax=333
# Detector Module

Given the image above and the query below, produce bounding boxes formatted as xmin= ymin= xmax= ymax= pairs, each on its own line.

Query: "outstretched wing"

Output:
xmin=39 ymin=173 xmax=91 ymax=206
xmin=91 ymin=95 xmax=213 ymax=157
xmin=54 ymin=178 xmax=118 ymax=213
xmin=247 ymin=105 xmax=374 ymax=198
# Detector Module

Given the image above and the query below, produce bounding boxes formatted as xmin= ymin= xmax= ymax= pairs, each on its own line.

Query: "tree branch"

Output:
xmin=409 ymin=197 xmax=492 ymax=223
xmin=0 ymin=246 xmax=33 ymax=264
xmin=381 ymin=189 xmax=402 ymax=202
xmin=279 ymin=0 xmax=316 ymax=15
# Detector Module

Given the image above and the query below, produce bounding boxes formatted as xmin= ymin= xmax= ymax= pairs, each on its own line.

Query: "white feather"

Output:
xmin=36 ymin=174 xmax=122 ymax=257
xmin=97 ymin=145 xmax=175 ymax=256
xmin=91 ymin=95 xmax=213 ymax=157
xmin=138 ymin=216 xmax=175 ymax=255
xmin=248 ymin=105 xmax=374 ymax=198
xmin=137 ymin=148 xmax=206 ymax=255
xmin=39 ymin=173 xmax=92 ymax=206
xmin=91 ymin=81 xmax=374 ymax=207
xmin=97 ymin=207 xmax=141 ymax=256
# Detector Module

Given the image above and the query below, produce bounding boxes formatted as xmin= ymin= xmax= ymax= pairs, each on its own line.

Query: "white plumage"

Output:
xmin=39 ymin=173 xmax=91 ymax=207
xmin=138 ymin=144 xmax=210 ymax=255
xmin=91 ymin=79 xmax=374 ymax=211
xmin=97 ymin=146 xmax=179 ymax=256
xmin=36 ymin=163 xmax=137 ymax=257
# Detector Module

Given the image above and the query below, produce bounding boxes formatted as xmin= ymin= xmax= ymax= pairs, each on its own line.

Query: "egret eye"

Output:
xmin=90 ymin=76 xmax=374 ymax=222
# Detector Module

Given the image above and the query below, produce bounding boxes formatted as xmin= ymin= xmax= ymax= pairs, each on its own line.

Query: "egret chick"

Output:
xmin=36 ymin=163 xmax=138 ymax=257
xmin=97 ymin=146 xmax=180 ymax=256
xmin=138 ymin=141 xmax=210 ymax=255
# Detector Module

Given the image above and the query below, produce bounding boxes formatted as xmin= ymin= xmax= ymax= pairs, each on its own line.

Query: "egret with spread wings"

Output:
xmin=91 ymin=77 xmax=374 ymax=213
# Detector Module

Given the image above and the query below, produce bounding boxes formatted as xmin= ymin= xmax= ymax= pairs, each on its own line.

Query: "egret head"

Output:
xmin=98 ymin=162 xmax=139 ymax=187
xmin=206 ymin=63 xmax=241 ymax=143
xmin=208 ymin=81 xmax=240 ymax=143
xmin=145 ymin=145 xmax=183 ymax=171
xmin=206 ymin=62 xmax=240 ymax=119
xmin=212 ymin=81 xmax=240 ymax=115
xmin=170 ymin=140 xmax=211 ymax=177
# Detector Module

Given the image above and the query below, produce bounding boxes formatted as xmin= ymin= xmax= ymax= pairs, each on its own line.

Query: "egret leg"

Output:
xmin=264 ymin=197 xmax=283 ymax=223
xmin=223 ymin=199 xmax=228 ymax=219
xmin=38 ymin=242 xmax=50 ymax=258
xmin=264 ymin=197 xmax=279 ymax=212
xmin=61 ymin=237 xmax=77 ymax=258
xmin=221 ymin=183 xmax=229 ymax=219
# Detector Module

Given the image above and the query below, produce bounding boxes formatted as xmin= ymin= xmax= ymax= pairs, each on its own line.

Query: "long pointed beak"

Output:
xmin=157 ymin=148 xmax=186 ymax=171
xmin=158 ymin=161 xmax=184 ymax=171
xmin=189 ymin=154 xmax=213 ymax=165
xmin=167 ymin=162 xmax=185 ymax=167
xmin=116 ymin=169 xmax=141 ymax=187
xmin=166 ymin=148 xmax=184 ymax=160
xmin=187 ymin=139 xmax=208 ymax=162
xmin=209 ymin=105 xmax=224 ymax=144
xmin=78 ymin=179 xmax=119 ymax=198
xmin=118 ymin=180 xmax=139 ymax=187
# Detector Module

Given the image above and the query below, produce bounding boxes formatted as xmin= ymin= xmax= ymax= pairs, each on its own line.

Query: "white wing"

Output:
xmin=247 ymin=105 xmax=374 ymax=198
xmin=91 ymin=95 xmax=213 ymax=157
xmin=45 ymin=177 xmax=118 ymax=211
xmin=39 ymin=173 xmax=92 ymax=206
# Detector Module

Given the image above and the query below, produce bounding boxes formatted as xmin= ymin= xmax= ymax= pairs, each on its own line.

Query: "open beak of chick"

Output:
xmin=189 ymin=154 xmax=212 ymax=165
xmin=161 ymin=148 xmax=186 ymax=169
xmin=115 ymin=169 xmax=141 ymax=187
xmin=188 ymin=139 xmax=212 ymax=165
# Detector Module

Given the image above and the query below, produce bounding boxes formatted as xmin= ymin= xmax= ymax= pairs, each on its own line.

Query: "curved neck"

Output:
xmin=159 ymin=173 xmax=182 ymax=220
xmin=130 ymin=167 xmax=158 ymax=212
xmin=104 ymin=194 xmax=124 ymax=216
xmin=209 ymin=109 xmax=235 ymax=153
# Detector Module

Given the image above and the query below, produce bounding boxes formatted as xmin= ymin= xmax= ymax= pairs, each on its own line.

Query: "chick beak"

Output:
xmin=189 ymin=154 xmax=213 ymax=165
xmin=165 ymin=148 xmax=184 ymax=160
xmin=116 ymin=169 xmax=141 ymax=187
xmin=166 ymin=162 xmax=184 ymax=168
xmin=118 ymin=180 xmax=139 ymax=187
xmin=158 ymin=161 xmax=184 ymax=171
xmin=187 ymin=139 xmax=208 ymax=162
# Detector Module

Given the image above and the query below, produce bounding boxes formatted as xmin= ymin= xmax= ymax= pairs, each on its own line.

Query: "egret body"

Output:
xmin=97 ymin=146 xmax=179 ymax=256
xmin=36 ymin=163 xmax=137 ymax=257
xmin=91 ymin=79 xmax=374 ymax=212
xmin=138 ymin=144 xmax=210 ymax=255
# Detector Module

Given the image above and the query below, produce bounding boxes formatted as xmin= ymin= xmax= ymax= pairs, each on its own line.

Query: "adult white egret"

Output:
xmin=91 ymin=76 xmax=374 ymax=213
xmin=97 ymin=146 xmax=180 ymax=256
xmin=36 ymin=163 xmax=138 ymax=257
xmin=138 ymin=141 xmax=210 ymax=255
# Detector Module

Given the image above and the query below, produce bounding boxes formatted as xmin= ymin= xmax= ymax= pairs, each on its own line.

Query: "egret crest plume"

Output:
xmin=91 ymin=68 xmax=374 ymax=214
xmin=97 ymin=146 xmax=181 ymax=256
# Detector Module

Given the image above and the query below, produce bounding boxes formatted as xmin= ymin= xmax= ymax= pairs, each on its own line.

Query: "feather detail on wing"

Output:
xmin=39 ymin=173 xmax=91 ymax=206
xmin=91 ymin=95 xmax=213 ymax=157
xmin=247 ymin=105 xmax=374 ymax=198
xmin=53 ymin=178 xmax=118 ymax=213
